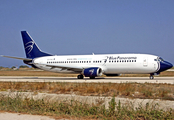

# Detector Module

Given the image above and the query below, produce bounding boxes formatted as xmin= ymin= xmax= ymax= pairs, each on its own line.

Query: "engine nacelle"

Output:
xmin=82 ymin=67 xmax=102 ymax=77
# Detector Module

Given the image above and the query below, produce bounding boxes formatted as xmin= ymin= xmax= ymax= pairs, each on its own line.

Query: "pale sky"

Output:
xmin=0 ymin=0 xmax=174 ymax=67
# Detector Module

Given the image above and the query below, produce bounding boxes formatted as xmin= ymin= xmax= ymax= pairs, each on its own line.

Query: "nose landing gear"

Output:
xmin=149 ymin=75 xmax=154 ymax=79
xmin=149 ymin=73 xmax=156 ymax=79
xmin=149 ymin=73 xmax=160 ymax=79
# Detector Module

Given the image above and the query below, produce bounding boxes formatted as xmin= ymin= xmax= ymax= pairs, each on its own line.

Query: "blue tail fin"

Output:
xmin=21 ymin=31 xmax=52 ymax=59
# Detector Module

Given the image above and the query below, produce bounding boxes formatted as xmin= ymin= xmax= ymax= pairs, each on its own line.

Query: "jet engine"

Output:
xmin=82 ymin=67 xmax=102 ymax=78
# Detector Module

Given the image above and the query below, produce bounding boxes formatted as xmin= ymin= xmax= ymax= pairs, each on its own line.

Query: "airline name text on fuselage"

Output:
xmin=107 ymin=56 xmax=137 ymax=60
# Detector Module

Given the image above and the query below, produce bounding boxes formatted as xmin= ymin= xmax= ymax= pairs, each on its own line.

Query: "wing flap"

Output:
xmin=35 ymin=63 xmax=83 ymax=72
xmin=47 ymin=65 xmax=83 ymax=72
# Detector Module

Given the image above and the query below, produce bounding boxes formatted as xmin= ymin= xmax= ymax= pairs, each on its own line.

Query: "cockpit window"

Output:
xmin=159 ymin=57 xmax=164 ymax=62
xmin=154 ymin=57 xmax=164 ymax=62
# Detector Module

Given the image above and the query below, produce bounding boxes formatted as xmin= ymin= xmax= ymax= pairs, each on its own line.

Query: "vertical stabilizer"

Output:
xmin=21 ymin=31 xmax=52 ymax=58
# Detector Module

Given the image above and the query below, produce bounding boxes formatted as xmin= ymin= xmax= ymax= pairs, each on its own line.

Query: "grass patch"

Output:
xmin=0 ymin=94 xmax=173 ymax=119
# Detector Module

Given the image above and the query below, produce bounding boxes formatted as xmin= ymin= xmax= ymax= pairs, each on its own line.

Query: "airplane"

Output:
xmin=2 ymin=31 xmax=173 ymax=79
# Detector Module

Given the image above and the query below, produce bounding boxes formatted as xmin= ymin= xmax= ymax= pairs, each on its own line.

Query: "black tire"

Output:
xmin=77 ymin=75 xmax=84 ymax=79
xmin=90 ymin=76 xmax=95 ymax=79
xmin=149 ymin=76 xmax=154 ymax=79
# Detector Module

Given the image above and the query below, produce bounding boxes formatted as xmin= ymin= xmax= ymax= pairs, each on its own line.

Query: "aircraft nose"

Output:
xmin=159 ymin=61 xmax=173 ymax=72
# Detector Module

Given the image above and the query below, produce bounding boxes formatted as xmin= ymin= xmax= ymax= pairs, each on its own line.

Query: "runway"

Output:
xmin=0 ymin=76 xmax=173 ymax=84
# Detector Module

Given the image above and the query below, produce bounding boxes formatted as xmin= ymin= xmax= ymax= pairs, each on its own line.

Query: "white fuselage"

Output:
xmin=33 ymin=54 xmax=159 ymax=75
xmin=3 ymin=31 xmax=172 ymax=79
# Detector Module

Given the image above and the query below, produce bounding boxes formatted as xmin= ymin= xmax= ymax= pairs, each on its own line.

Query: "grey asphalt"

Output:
xmin=0 ymin=76 xmax=173 ymax=84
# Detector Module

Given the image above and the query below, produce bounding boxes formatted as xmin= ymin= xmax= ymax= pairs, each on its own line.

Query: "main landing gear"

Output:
xmin=77 ymin=75 xmax=95 ymax=79
xmin=77 ymin=74 xmax=84 ymax=79
xmin=90 ymin=76 xmax=95 ymax=79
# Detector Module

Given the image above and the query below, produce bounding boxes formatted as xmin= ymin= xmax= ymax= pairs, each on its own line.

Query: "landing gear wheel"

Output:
xmin=77 ymin=75 xmax=84 ymax=79
xmin=149 ymin=76 xmax=154 ymax=79
xmin=90 ymin=76 xmax=95 ymax=79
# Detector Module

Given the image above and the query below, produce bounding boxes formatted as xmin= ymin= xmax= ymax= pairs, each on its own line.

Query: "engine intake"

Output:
xmin=83 ymin=67 xmax=102 ymax=77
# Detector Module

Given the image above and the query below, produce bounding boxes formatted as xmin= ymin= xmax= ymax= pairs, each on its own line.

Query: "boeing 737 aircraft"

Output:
xmin=2 ymin=31 xmax=173 ymax=79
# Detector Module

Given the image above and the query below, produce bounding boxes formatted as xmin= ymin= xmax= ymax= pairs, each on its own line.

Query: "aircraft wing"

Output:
xmin=35 ymin=63 xmax=83 ymax=73
xmin=1 ymin=55 xmax=32 ymax=61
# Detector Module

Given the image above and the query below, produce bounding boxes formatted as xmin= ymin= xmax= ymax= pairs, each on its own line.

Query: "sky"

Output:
xmin=0 ymin=0 xmax=174 ymax=67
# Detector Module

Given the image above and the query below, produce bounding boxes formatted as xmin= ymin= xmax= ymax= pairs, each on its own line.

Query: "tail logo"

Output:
xmin=25 ymin=41 xmax=35 ymax=54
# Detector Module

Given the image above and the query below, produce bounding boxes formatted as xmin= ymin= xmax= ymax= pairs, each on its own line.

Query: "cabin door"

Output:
xmin=143 ymin=57 xmax=148 ymax=67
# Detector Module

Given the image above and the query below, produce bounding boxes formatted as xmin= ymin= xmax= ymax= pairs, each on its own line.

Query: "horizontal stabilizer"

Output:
xmin=1 ymin=55 xmax=32 ymax=61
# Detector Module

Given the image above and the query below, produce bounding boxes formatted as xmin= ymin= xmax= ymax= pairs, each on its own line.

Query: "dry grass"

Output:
xmin=0 ymin=69 xmax=173 ymax=100
xmin=0 ymin=82 xmax=173 ymax=100
xmin=0 ymin=70 xmax=78 ymax=77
